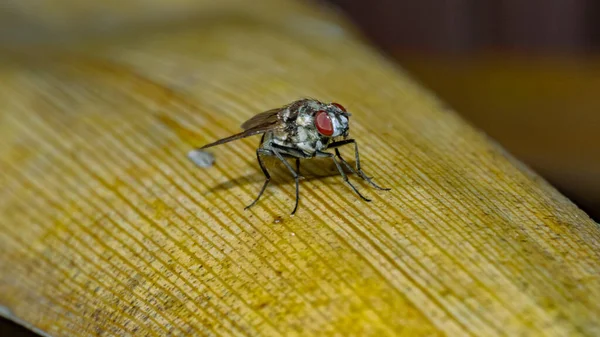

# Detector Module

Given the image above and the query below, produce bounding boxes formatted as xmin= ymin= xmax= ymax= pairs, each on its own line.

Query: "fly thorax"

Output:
xmin=296 ymin=127 xmax=310 ymax=143
xmin=295 ymin=112 xmax=313 ymax=127
xmin=277 ymin=129 xmax=289 ymax=140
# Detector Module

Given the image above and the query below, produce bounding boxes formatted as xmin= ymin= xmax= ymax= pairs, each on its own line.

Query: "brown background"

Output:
xmin=326 ymin=0 xmax=598 ymax=52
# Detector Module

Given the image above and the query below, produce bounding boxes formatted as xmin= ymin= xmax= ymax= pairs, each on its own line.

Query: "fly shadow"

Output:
xmin=205 ymin=156 xmax=364 ymax=195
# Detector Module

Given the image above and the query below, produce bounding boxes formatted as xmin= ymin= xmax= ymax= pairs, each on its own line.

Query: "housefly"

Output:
xmin=198 ymin=98 xmax=389 ymax=214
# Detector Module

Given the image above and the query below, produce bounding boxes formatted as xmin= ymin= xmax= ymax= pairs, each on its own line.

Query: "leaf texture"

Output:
xmin=0 ymin=0 xmax=599 ymax=336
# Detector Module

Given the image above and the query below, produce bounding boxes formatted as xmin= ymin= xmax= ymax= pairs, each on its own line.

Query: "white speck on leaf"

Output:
xmin=188 ymin=149 xmax=215 ymax=168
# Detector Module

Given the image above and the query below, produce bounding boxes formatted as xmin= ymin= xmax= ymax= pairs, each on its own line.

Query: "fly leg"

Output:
xmin=329 ymin=139 xmax=390 ymax=191
xmin=316 ymin=150 xmax=371 ymax=202
xmin=245 ymin=148 xmax=273 ymax=210
xmin=270 ymin=144 xmax=312 ymax=215
xmin=268 ymin=148 xmax=303 ymax=215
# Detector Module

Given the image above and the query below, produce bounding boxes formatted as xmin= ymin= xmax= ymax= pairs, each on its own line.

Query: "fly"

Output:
xmin=198 ymin=98 xmax=390 ymax=214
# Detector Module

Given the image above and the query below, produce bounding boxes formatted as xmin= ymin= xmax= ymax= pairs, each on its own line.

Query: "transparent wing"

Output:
xmin=240 ymin=107 xmax=282 ymax=130
xmin=198 ymin=101 xmax=301 ymax=149
xmin=199 ymin=124 xmax=278 ymax=149
xmin=199 ymin=108 xmax=284 ymax=149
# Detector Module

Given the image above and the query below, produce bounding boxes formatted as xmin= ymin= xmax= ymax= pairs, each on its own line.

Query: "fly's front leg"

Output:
xmin=316 ymin=151 xmax=371 ymax=202
xmin=333 ymin=148 xmax=360 ymax=176
xmin=329 ymin=139 xmax=390 ymax=191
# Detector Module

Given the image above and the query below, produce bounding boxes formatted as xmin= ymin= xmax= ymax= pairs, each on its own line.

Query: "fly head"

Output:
xmin=312 ymin=101 xmax=350 ymax=139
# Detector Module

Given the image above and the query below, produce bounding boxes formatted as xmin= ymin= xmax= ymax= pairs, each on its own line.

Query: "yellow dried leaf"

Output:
xmin=0 ymin=0 xmax=599 ymax=336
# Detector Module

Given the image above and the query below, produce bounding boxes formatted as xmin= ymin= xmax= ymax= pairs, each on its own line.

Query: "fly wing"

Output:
xmin=240 ymin=99 xmax=309 ymax=129
xmin=240 ymin=107 xmax=282 ymax=130
xmin=199 ymin=125 xmax=275 ymax=149
xmin=198 ymin=100 xmax=306 ymax=150
xmin=199 ymin=108 xmax=285 ymax=149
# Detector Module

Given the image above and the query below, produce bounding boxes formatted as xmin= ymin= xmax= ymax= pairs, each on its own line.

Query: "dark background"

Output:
xmin=3 ymin=0 xmax=599 ymax=335
xmin=326 ymin=0 xmax=600 ymax=221
xmin=327 ymin=0 xmax=598 ymax=52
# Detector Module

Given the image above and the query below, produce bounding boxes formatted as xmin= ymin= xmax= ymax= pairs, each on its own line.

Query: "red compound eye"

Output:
xmin=331 ymin=102 xmax=346 ymax=112
xmin=315 ymin=110 xmax=334 ymax=136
